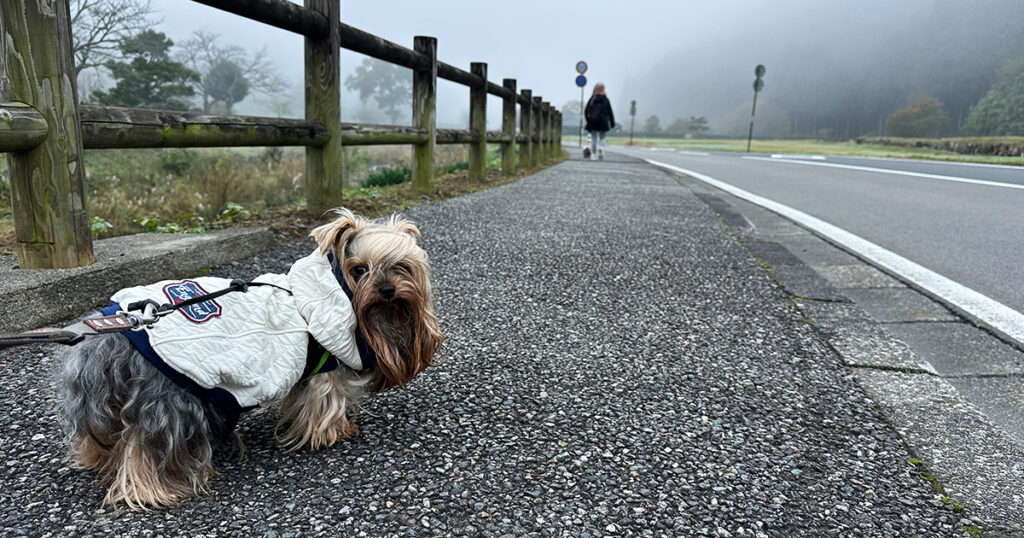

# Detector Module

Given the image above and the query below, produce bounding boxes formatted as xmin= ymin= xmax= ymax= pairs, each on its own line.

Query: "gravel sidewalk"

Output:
xmin=0 ymin=152 xmax=965 ymax=536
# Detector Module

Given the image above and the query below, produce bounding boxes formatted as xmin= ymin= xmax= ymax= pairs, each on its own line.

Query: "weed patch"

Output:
xmin=361 ymin=166 xmax=411 ymax=187
xmin=0 ymin=146 xmax=567 ymax=254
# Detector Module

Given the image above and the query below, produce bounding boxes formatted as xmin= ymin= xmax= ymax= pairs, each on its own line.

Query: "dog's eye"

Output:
xmin=394 ymin=262 xmax=410 ymax=274
xmin=352 ymin=265 xmax=369 ymax=279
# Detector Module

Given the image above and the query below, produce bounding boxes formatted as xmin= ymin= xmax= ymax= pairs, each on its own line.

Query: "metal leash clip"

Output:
xmin=119 ymin=300 xmax=164 ymax=331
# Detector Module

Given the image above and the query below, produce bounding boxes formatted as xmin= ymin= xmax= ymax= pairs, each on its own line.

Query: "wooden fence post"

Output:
xmin=501 ymin=78 xmax=516 ymax=176
xmin=532 ymin=97 xmax=543 ymax=166
xmin=519 ymin=89 xmax=532 ymax=169
xmin=558 ymin=112 xmax=563 ymax=154
xmin=561 ymin=111 xmax=569 ymax=152
xmin=543 ymin=102 xmax=552 ymax=160
xmin=468 ymin=62 xmax=487 ymax=182
xmin=1 ymin=0 xmax=93 ymax=269
xmin=539 ymin=103 xmax=547 ymax=161
xmin=552 ymin=109 xmax=560 ymax=158
xmin=412 ymin=36 xmax=437 ymax=193
xmin=304 ymin=0 xmax=341 ymax=215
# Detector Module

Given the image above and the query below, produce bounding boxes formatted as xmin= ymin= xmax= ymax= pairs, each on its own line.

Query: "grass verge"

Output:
xmin=151 ymin=151 xmax=567 ymax=247
xmin=608 ymin=137 xmax=1024 ymax=166
xmin=1 ymin=145 xmax=554 ymax=255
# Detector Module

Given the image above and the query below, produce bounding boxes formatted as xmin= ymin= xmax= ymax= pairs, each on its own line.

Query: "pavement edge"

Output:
xmin=0 ymin=227 xmax=276 ymax=333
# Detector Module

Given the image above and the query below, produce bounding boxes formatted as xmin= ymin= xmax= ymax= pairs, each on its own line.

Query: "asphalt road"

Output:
xmin=0 ymin=153 xmax=964 ymax=536
xmin=610 ymin=146 xmax=1024 ymax=319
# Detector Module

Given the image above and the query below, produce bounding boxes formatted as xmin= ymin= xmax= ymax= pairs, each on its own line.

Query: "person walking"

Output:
xmin=584 ymin=83 xmax=615 ymax=160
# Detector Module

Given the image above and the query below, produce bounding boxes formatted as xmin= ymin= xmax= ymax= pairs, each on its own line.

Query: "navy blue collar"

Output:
xmin=327 ymin=250 xmax=377 ymax=371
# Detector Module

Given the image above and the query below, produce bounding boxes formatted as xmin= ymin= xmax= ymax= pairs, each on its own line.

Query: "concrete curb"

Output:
xmin=678 ymin=177 xmax=1024 ymax=532
xmin=0 ymin=227 xmax=276 ymax=333
xmin=856 ymin=369 xmax=1024 ymax=530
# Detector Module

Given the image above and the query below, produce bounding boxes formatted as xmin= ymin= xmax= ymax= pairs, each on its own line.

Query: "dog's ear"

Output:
xmin=311 ymin=208 xmax=360 ymax=255
xmin=387 ymin=214 xmax=421 ymax=239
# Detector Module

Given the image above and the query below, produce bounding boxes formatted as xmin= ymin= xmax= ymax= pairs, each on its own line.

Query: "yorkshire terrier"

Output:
xmin=56 ymin=209 xmax=444 ymax=509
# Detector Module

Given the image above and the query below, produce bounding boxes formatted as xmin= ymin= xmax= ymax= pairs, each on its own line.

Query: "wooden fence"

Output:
xmin=0 ymin=0 xmax=562 ymax=269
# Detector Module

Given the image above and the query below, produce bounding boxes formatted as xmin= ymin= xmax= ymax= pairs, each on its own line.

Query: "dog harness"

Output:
xmin=105 ymin=249 xmax=374 ymax=434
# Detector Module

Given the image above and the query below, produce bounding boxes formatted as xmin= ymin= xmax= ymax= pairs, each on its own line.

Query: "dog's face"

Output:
xmin=312 ymin=209 xmax=444 ymax=391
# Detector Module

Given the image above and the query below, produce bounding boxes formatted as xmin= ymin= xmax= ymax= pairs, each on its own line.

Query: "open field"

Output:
xmin=607 ymin=137 xmax=1024 ymax=166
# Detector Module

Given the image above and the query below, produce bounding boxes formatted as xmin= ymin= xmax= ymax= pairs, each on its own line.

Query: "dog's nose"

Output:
xmin=379 ymin=284 xmax=396 ymax=299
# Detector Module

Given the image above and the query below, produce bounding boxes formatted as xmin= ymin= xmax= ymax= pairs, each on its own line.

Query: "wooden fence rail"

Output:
xmin=0 ymin=0 xmax=562 ymax=269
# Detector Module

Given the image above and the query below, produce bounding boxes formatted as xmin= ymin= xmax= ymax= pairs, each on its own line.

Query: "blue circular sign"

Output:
xmin=575 ymin=75 xmax=587 ymax=87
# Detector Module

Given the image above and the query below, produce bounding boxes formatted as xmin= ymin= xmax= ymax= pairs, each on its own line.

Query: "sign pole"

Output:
xmin=629 ymin=100 xmax=636 ymax=146
xmin=746 ymin=90 xmax=758 ymax=152
xmin=747 ymin=64 xmax=766 ymax=153
xmin=579 ymin=85 xmax=585 ymax=148
xmin=574 ymin=61 xmax=588 ymax=149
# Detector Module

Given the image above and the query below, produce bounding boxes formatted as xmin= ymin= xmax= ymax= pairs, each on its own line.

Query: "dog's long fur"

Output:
xmin=57 ymin=209 xmax=443 ymax=509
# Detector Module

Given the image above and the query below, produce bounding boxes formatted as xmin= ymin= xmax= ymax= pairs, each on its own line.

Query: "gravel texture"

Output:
xmin=0 ymin=153 xmax=965 ymax=536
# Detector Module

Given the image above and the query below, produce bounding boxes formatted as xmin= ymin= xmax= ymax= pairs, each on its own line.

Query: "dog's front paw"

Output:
xmin=277 ymin=414 xmax=359 ymax=451
xmin=278 ymin=369 xmax=367 ymax=451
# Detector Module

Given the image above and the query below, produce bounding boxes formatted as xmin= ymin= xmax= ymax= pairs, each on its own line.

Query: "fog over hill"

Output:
xmin=619 ymin=0 xmax=1024 ymax=138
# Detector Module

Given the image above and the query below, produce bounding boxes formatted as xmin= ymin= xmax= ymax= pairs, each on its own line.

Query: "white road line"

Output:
xmin=647 ymin=158 xmax=1024 ymax=345
xmin=839 ymin=154 xmax=1024 ymax=171
xmin=742 ymin=156 xmax=1024 ymax=190
xmin=769 ymin=154 xmax=826 ymax=160
xmin=678 ymin=150 xmax=711 ymax=156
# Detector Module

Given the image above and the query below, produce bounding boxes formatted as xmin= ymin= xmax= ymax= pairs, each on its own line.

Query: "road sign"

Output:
xmin=753 ymin=78 xmax=764 ymax=92
xmin=576 ymin=61 xmax=588 ymax=74
xmin=630 ymin=100 xmax=636 ymax=116
xmin=575 ymin=75 xmax=587 ymax=87
xmin=755 ymin=64 xmax=766 ymax=78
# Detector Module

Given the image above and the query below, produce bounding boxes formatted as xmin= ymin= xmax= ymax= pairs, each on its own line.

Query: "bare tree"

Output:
xmin=70 ymin=0 xmax=156 ymax=76
xmin=344 ymin=58 xmax=411 ymax=123
xmin=178 ymin=30 xmax=286 ymax=113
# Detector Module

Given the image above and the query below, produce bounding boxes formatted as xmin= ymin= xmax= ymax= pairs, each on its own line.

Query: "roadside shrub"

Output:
xmin=886 ymin=98 xmax=949 ymax=138
xmin=486 ymin=146 xmax=502 ymax=168
xmin=436 ymin=161 xmax=468 ymax=175
xmin=82 ymin=148 xmax=302 ymax=235
xmin=160 ymin=149 xmax=196 ymax=175
xmin=361 ymin=166 xmax=411 ymax=187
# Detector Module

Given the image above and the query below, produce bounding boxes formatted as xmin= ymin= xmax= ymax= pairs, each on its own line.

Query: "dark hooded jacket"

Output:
xmin=584 ymin=94 xmax=615 ymax=132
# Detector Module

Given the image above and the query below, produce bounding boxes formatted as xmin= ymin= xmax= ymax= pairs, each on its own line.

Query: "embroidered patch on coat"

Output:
xmin=163 ymin=280 xmax=222 ymax=323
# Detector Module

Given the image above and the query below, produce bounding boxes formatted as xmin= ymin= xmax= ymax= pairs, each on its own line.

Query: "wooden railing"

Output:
xmin=0 ymin=0 xmax=562 ymax=269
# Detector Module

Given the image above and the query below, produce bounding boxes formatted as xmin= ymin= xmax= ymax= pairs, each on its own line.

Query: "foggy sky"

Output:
xmin=153 ymin=0 xmax=717 ymax=124
xmin=151 ymin=1 xmax=1020 ymax=134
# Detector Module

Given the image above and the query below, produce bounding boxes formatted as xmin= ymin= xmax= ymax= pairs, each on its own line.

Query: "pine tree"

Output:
xmin=90 ymin=30 xmax=199 ymax=111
